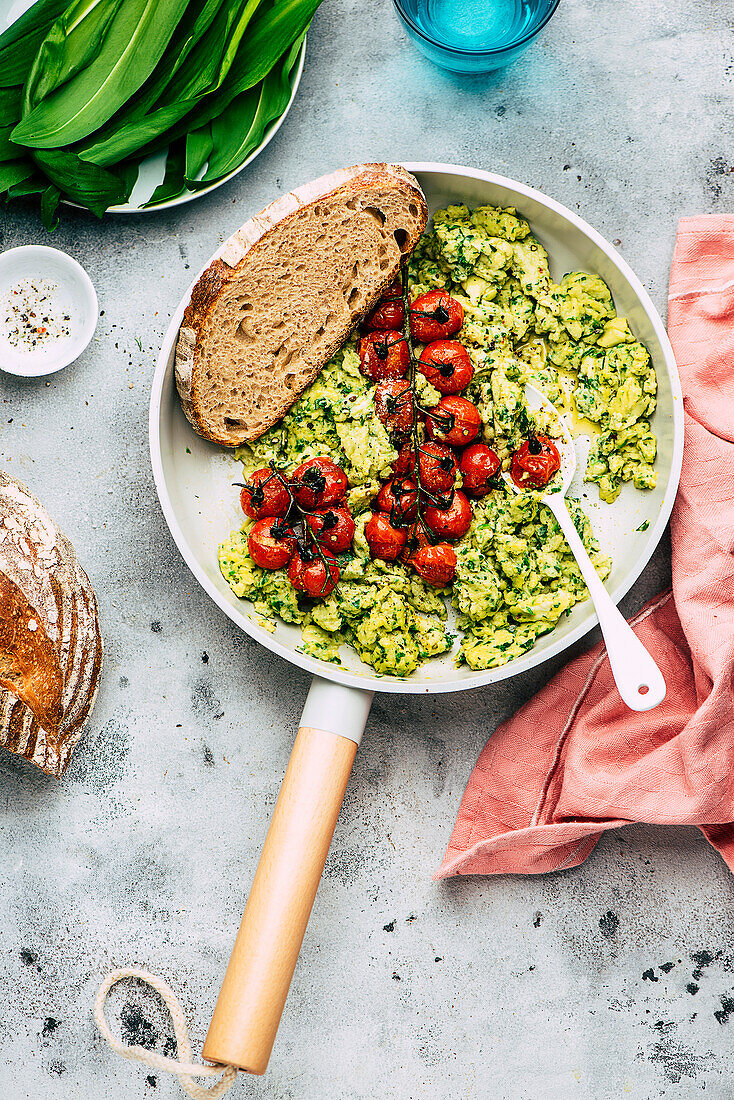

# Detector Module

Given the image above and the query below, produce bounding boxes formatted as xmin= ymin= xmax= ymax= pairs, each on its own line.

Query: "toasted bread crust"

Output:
xmin=183 ymin=259 xmax=231 ymax=332
xmin=176 ymin=259 xmax=232 ymax=439
xmin=174 ymin=163 xmax=427 ymax=446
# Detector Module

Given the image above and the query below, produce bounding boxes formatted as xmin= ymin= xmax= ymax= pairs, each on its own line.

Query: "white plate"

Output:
xmin=2 ymin=1 xmax=307 ymax=215
xmin=149 ymin=164 xmax=684 ymax=695
xmin=0 ymin=245 xmax=98 ymax=376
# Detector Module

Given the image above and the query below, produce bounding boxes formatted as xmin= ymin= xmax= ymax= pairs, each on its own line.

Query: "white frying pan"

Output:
xmin=149 ymin=164 xmax=684 ymax=1075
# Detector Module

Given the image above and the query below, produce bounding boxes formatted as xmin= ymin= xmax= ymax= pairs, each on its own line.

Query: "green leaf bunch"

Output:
xmin=0 ymin=0 xmax=318 ymax=227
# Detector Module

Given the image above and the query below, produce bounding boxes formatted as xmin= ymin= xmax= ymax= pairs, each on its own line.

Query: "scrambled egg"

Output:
xmin=220 ymin=513 xmax=454 ymax=677
xmin=452 ymin=491 xmax=610 ymax=669
xmin=218 ymin=202 xmax=657 ymax=678
xmin=411 ymin=203 xmax=657 ymax=499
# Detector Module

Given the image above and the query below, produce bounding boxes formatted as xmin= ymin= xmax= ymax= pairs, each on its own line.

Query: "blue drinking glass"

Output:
xmin=393 ymin=0 xmax=561 ymax=73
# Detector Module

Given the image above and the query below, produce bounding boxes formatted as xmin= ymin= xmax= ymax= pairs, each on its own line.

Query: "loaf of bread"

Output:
xmin=175 ymin=162 xmax=428 ymax=446
xmin=0 ymin=472 xmax=102 ymax=777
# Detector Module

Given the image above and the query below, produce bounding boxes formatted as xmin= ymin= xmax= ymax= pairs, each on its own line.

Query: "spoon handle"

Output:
xmin=548 ymin=498 xmax=666 ymax=712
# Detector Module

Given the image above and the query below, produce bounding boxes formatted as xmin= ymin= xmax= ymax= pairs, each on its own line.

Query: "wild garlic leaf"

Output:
xmin=12 ymin=0 xmax=189 ymax=148
xmin=184 ymin=122 xmax=213 ymax=182
xmin=0 ymin=159 xmax=35 ymax=194
xmin=153 ymin=0 xmax=263 ymax=107
xmin=79 ymin=101 xmax=195 ymax=166
xmin=0 ymin=125 xmax=21 ymax=162
xmin=81 ymin=0 xmax=228 ymax=138
xmin=23 ymin=0 xmax=123 ymax=112
xmin=6 ymin=172 xmax=48 ymax=199
xmin=0 ymin=87 xmax=22 ymax=120
xmin=214 ymin=0 xmax=264 ymax=90
xmin=80 ymin=0 xmax=264 ymax=167
xmin=81 ymin=0 xmax=317 ymax=167
xmin=187 ymin=85 xmax=259 ymax=187
xmin=0 ymin=0 xmax=68 ymax=87
xmin=210 ymin=0 xmax=319 ymax=105
xmin=40 ymin=183 xmax=61 ymax=230
xmin=30 ymin=148 xmax=127 ymax=215
xmin=200 ymin=34 xmax=303 ymax=184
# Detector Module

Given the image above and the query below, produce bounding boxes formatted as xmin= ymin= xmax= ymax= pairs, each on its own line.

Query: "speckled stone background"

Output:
xmin=1 ymin=0 xmax=733 ymax=1096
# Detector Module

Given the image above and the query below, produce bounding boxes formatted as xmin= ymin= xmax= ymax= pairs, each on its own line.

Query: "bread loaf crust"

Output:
xmin=0 ymin=473 xmax=102 ymax=777
xmin=175 ymin=163 xmax=428 ymax=446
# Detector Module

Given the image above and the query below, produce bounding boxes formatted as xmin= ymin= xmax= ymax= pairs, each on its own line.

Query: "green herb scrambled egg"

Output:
xmin=219 ymin=203 xmax=657 ymax=677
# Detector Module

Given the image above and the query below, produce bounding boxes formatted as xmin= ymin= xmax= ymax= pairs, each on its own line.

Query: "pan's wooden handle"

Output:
xmin=203 ymin=678 xmax=372 ymax=1075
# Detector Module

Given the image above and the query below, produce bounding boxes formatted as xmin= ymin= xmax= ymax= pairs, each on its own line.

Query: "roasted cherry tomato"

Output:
xmin=374 ymin=379 xmax=413 ymax=436
xmin=418 ymin=340 xmax=474 ymax=395
xmin=365 ymin=512 xmax=408 ymax=562
xmin=291 ymin=456 xmax=348 ymax=510
xmin=424 ymin=490 xmax=472 ymax=541
xmin=459 ymin=443 xmax=501 ymax=497
xmin=239 ymin=467 xmax=291 ymax=520
xmin=510 ymin=434 xmax=562 ymax=490
xmin=288 ymin=547 xmax=340 ymax=597
xmin=376 ymin=477 xmax=418 ymax=523
xmin=363 ymin=278 xmax=405 ymax=331
xmin=410 ymin=290 xmax=463 ymax=343
xmin=247 ymin=518 xmax=296 ymax=570
xmin=426 ymin=396 xmax=482 ymax=447
xmin=394 ymin=444 xmax=416 ymax=477
xmin=418 ymin=442 xmax=457 ymax=496
xmin=410 ymin=543 xmax=457 ymax=587
xmin=359 ymin=330 xmax=409 ymax=381
xmin=305 ymin=506 xmax=355 ymax=553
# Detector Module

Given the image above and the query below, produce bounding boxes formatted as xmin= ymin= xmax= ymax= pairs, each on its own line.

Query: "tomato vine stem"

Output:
xmin=400 ymin=272 xmax=455 ymax=554
xmin=238 ymin=464 xmax=339 ymax=597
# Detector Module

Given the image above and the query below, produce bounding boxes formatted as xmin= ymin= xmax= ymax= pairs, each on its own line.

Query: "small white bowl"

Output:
xmin=0 ymin=245 xmax=98 ymax=377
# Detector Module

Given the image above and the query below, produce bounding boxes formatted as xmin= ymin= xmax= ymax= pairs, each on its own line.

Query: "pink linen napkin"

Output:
xmin=436 ymin=215 xmax=734 ymax=879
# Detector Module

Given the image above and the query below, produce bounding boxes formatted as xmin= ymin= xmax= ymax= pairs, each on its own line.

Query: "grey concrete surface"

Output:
xmin=1 ymin=0 xmax=733 ymax=1096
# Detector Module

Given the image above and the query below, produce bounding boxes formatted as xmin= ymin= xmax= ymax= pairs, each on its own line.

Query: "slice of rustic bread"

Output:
xmin=0 ymin=472 xmax=102 ymax=777
xmin=175 ymin=163 xmax=428 ymax=445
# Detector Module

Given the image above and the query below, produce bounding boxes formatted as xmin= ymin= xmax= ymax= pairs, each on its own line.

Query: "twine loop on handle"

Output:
xmin=94 ymin=968 xmax=239 ymax=1099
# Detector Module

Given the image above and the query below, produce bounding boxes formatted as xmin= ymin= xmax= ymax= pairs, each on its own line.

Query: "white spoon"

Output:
xmin=503 ymin=384 xmax=666 ymax=712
